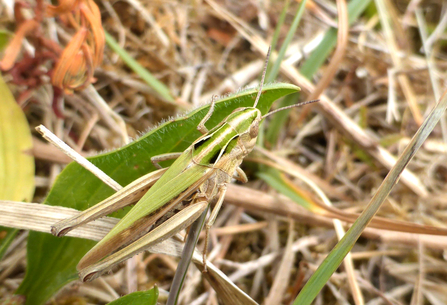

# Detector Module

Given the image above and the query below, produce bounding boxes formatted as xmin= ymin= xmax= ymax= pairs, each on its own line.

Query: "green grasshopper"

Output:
xmin=51 ymin=49 xmax=317 ymax=282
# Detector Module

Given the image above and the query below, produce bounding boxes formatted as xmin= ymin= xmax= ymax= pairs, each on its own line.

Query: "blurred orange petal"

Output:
xmin=62 ymin=52 xmax=89 ymax=92
xmin=53 ymin=28 xmax=92 ymax=93
xmin=0 ymin=20 xmax=39 ymax=71
xmin=79 ymin=0 xmax=104 ymax=66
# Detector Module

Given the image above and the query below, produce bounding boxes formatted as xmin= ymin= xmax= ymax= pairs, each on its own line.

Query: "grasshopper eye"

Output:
xmin=249 ymin=120 xmax=259 ymax=138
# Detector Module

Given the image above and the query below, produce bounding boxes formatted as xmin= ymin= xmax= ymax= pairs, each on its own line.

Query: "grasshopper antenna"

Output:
xmin=261 ymin=99 xmax=319 ymax=119
xmin=253 ymin=46 xmax=272 ymax=108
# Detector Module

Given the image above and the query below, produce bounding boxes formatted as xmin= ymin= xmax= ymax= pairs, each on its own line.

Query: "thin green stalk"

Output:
xmin=265 ymin=0 xmax=308 ymax=145
xmin=269 ymin=0 xmax=290 ymax=57
xmin=266 ymin=0 xmax=307 ymax=83
xmin=104 ymin=31 xmax=177 ymax=105
xmin=266 ymin=0 xmax=372 ymax=154
xmin=259 ymin=0 xmax=291 ymax=147
xmin=166 ymin=207 xmax=208 ymax=305
xmin=300 ymin=0 xmax=372 ymax=78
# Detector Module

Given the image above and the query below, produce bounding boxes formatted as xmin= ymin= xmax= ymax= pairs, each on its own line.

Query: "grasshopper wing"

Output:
xmin=77 ymin=148 xmax=213 ymax=272
xmin=52 ymin=168 xmax=168 ymax=236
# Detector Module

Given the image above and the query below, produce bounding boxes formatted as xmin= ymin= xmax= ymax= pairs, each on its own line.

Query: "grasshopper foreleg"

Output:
xmin=203 ymin=183 xmax=227 ymax=271
xmin=151 ymin=152 xmax=183 ymax=169
xmin=197 ymin=95 xmax=217 ymax=135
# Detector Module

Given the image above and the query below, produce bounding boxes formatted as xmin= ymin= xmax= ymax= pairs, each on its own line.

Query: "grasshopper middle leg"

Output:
xmin=197 ymin=95 xmax=217 ymax=134
xmin=202 ymin=183 xmax=227 ymax=271
xmin=151 ymin=152 xmax=183 ymax=169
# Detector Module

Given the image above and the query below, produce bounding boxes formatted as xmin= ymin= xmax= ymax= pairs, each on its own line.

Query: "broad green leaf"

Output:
xmin=107 ymin=287 xmax=158 ymax=305
xmin=0 ymin=74 xmax=34 ymax=260
xmin=0 ymin=75 xmax=34 ymax=201
xmin=16 ymin=83 xmax=299 ymax=305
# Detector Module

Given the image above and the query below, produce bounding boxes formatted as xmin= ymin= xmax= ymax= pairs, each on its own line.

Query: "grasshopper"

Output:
xmin=51 ymin=48 xmax=317 ymax=282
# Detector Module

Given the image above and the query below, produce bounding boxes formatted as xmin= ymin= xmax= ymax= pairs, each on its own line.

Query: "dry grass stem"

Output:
xmin=35 ymin=124 xmax=122 ymax=191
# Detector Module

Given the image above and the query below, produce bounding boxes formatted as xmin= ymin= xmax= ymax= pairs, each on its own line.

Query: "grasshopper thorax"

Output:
xmin=226 ymin=107 xmax=261 ymax=134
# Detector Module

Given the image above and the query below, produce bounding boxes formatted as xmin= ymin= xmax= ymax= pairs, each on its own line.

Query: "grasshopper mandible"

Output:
xmin=51 ymin=48 xmax=317 ymax=282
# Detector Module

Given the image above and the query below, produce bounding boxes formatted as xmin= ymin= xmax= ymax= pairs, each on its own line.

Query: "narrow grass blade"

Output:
xmin=300 ymin=0 xmax=372 ymax=78
xmin=268 ymin=0 xmax=290 ymax=61
xmin=266 ymin=0 xmax=307 ymax=84
xmin=167 ymin=207 xmax=208 ymax=305
xmin=105 ymin=31 xmax=176 ymax=105
xmin=265 ymin=0 xmax=307 ymax=145
xmin=267 ymin=0 xmax=372 ymax=145
xmin=257 ymin=169 xmax=314 ymax=211
xmin=259 ymin=163 xmax=447 ymax=235
xmin=293 ymin=90 xmax=447 ymax=305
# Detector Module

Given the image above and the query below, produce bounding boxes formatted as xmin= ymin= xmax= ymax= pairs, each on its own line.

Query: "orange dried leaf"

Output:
xmin=52 ymin=28 xmax=92 ymax=94
xmin=79 ymin=0 xmax=104 ymax=66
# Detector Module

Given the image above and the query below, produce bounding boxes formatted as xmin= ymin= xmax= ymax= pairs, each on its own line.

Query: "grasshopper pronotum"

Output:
xmin=51 ymin=47 xmax=317 ymax=282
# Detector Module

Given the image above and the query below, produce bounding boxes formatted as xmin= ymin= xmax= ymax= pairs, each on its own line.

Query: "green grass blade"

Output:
xmin=267 ymin=0 xmax=372 ymax=145
xmin=300 ymin=0 xmax=372 ymax=78
xmin=257 ymin=169 xmax=313 ymax=211
xmin=166 ymin=207 xmax=208 ymax=305
xmin=268 ymin=0 xmax=290 ymax=60
xmin=105 ymin=31 xmax=176 ymax=105
xmin=293 ymin=91 xmax=447 ymax=305
xmin=266 ymin=0 xmax=308 ymax=84
xmin=0 ymin=228 xmax=18 ymax=260
xmin=265 ymin=0 xmax=307 ymax=145
xmin=265 ymin=92 xmax=298 ymax=145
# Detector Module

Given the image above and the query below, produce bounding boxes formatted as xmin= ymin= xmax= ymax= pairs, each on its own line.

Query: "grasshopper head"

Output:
xmin=226 ymin=107 xmax=261 ymax=152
